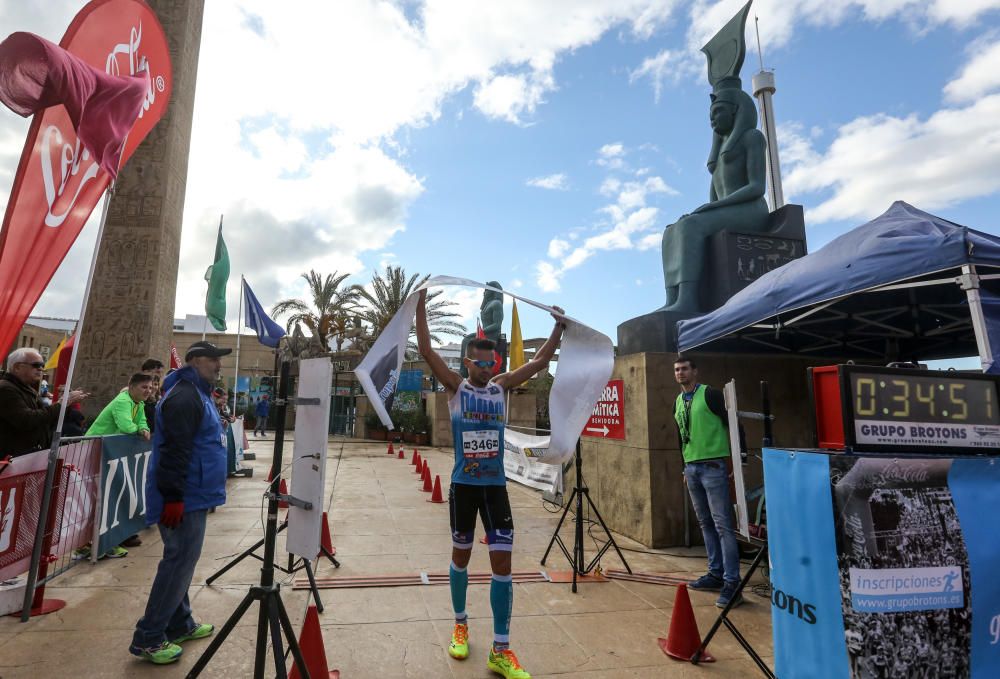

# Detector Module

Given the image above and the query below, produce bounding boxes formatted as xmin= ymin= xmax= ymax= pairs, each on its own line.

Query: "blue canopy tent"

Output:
xmin=677 ymin=201 xmax=1000 ymax=367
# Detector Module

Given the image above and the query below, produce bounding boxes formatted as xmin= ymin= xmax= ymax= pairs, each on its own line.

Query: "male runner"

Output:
xmin=416 ymin=289 xmax=564 ymax=679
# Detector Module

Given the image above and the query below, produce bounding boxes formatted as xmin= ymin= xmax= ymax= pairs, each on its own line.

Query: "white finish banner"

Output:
xmin=355 ymin=276 xmax=614 ymax=464
xmin=287 ymin=358 xmax=332 ymax=560
xmin=503 ymin=428 xmax=563 ymax=493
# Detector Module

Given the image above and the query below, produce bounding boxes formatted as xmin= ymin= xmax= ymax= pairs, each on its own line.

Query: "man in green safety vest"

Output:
xmin=673 ymin=354 xmax=742 ymax=608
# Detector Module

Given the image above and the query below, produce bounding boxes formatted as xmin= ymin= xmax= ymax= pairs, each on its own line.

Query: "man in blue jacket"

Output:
xmin=129 ymin=341 xmax=231 ymax=665
xmin=253 ymin=393 xmax=270 ymax=437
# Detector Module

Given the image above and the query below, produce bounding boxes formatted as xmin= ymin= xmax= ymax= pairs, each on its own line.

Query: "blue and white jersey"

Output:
xmin=449 ymin=379 xmax=506 ymax=486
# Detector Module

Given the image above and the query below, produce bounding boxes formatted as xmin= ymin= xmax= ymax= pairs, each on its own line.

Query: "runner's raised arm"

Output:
xmin=416 ymin=289 xmax=462 ymax=393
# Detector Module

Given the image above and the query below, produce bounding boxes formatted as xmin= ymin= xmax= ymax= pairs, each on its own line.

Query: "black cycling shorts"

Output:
xmin=449 ymin=482 xmax=514 ymax=550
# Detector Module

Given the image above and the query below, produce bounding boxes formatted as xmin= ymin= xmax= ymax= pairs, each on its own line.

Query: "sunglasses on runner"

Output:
xmin=19 ymin=361 xmax=45 ymax=369
xmin=466 ymin=359 xmax=496 ymax=369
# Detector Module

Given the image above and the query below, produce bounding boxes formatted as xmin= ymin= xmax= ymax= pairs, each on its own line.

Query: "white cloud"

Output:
xmin=629 ymin=49 xmax=690 ymax=102
xmin=474 ymin=71 xmax=553 ymax=124
xmin=783 ymin=39 xmax=1000 ymax=224
xmin=548 ymin=238 xmax=571 ymax=258
xmin=944 ymin=37 xmax=1000 ymax=103
xmin=527 ymin=172 xmax=570 ymax=190
xmin=534 ymin=154 xmax=674 ymax=291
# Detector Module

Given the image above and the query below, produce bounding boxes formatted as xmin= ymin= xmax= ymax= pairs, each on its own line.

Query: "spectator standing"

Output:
xmin=673 ymin=355 xmax=743 ymax=608
xmin=86 ymin=373 xmax=153 ymax=440
xmin=129 ymin=341 xmax=230 ymax=665
xmin=253 ymin=393 xmax=269 ymax=437
xmin=0 ymin=348 xmax=87 ymax=458
xmin=141 ymin=358 xmax=165 ymax=435
xmin=88 ymin=372 xmax=155 ymax=554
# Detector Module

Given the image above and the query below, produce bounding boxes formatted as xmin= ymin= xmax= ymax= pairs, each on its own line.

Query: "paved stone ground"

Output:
xmin=0 ymin=438 xmax=774 ymax=678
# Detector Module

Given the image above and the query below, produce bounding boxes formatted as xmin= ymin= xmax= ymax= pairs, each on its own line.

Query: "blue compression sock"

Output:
xmin=450 ymin=562 xmax=468 ymax=623
xmin=490 ymin=574 xmax=513 ymax=650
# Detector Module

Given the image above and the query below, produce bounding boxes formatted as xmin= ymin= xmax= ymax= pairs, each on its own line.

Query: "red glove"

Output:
xmin=160 ymin=501 xmax=184 ymax=528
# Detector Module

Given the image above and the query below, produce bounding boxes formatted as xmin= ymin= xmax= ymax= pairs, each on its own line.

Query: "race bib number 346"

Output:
xmin=462 ymin=429 xmax=500 ymax=458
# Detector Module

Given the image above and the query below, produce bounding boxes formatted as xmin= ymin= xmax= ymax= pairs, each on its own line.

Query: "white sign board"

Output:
xmin=724 ymin=380 xmax=750 ymax=540
xmin=287 ymin=358 xmax=333 ymax=560
xmin=503 ymin=428 xmax=563 ymax=493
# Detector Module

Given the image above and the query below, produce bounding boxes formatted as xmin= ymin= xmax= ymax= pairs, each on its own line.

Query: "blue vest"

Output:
xmin=145 ymin=369 xmax=227 ymax=523
xmin=449 ymin=379 xmax=506 ymax=486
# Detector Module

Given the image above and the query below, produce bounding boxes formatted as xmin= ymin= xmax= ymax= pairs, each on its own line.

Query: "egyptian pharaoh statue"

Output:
xmin=661 ymin=2 xmax=768 ymax=313
xmin=459 ymin=282 xmax=504 ymax=377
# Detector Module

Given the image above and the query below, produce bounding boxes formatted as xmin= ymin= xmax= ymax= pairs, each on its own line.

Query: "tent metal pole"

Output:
xmin=960 ymin=264 xmax=993 ymax=371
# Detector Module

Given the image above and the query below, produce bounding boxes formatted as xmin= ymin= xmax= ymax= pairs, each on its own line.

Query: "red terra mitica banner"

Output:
xmin=0 ymin=0 xmax=172 ymax=353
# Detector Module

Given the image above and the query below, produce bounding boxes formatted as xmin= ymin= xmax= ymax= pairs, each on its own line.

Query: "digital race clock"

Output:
xmin=809 ymin=365 xmax=1000 ymax=453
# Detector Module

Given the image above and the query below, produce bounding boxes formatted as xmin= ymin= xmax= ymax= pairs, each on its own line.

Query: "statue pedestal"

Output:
xmin=617 ymin=204 xmax=807 ymax=355
xmin=578 ymin=350 xmax=831 ymax=547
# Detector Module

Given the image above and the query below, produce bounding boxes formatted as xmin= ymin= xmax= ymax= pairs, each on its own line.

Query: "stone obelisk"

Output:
xmin=76 ymin=0 xmax=206 ymax=416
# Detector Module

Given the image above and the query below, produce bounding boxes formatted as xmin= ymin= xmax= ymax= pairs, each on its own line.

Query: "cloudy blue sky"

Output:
xmin=4 ymin=0 xmax=1000 ymax=348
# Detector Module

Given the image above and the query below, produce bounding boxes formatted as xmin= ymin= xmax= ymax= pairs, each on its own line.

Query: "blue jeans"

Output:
xmin=684 ymin=459 xmax=740 ymax=584
xmin=131 ymin=510 xmax=208 ymax=648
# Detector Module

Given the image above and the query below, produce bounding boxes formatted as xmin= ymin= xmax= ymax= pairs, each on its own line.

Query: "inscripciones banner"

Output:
xmin=355 ymin=276 xmax=614 ymax=464
xmin=503 ymin=428 xmax=562 ymax=493
xmin=764 ymin=448 xmax=1000 ymax=679
xmin=96 ymin=435 xmax=151 ymax=556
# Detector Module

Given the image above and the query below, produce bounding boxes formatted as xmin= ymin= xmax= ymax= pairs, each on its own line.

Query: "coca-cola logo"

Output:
xmin=41 ymin=21 xmax=164 ymax=227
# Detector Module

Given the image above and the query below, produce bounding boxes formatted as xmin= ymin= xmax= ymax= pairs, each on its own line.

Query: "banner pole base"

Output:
xmin=540 ymin=439 xmax=631 ymax=592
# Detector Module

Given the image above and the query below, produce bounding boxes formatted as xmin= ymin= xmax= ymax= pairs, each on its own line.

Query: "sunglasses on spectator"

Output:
xmin=466 ymin=359 xmax=496 ymax=369
xmin=19 ymin=361 xmax=45 ymax=369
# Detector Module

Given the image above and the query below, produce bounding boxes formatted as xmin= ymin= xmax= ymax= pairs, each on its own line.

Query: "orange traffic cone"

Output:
xmin=421 ymin=465 xmax=433 ymax=492
xmin=658 ymin=583 xmax=715 ymax=662
xmin=319 ymin=511 xmax=335 ymax=557
xmin=387 ymin=441 xmax=395 ymax=455
xmin=428 ymin=475 xmax=446 ymax=503
xmin=413 ymin=453 xmax=422 ymax=473
xmin=289 ymin=604 xmax=340 ymax=679
xmin=410 ymin=450 xmax=418 ymax=466
xmin=398 ymin=447 xmax=405 ymax=459
xmin=278 ymin=479 xmax=289 ymax=509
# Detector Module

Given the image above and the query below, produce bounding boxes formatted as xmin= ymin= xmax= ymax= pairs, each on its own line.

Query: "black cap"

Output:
xmin=185 ymin=341 xmax=232 ymax=362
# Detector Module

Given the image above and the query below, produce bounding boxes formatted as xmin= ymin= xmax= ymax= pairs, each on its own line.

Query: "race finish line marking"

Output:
xmin=604 ymin=570 xmax=695 ymax=587
xmin=295 ymin=570 xmax=555 ymax=590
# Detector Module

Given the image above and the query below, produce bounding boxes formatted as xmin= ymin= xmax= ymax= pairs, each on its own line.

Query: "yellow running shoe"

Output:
xmin=487 ymin=647 xmax=531 ymax=679
xmin=448 ymin=623 xmax=469 ymax=660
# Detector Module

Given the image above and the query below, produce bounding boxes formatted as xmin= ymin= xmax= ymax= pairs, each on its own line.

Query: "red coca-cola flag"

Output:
xmin=0 ymin=31 xmax=149 ymax=177
xmin=169 ymin=342 xmax=182 ymax=370
xmin=0 ymin=0 xmax=172 ymax=358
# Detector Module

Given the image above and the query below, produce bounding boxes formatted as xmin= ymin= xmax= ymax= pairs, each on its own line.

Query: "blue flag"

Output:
xmin=243 ymin=278 xmax=286 ymax=348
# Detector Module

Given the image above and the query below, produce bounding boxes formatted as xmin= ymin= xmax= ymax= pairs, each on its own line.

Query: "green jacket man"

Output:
xmin=86 ymin=373 xmax=153 ymax=440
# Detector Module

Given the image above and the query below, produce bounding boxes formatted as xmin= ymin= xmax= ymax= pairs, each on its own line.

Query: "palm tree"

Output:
xmin=352 ymin=265 xmax=465 ymax=348
xmin=271 ymin=270 xmax=361 ymax=352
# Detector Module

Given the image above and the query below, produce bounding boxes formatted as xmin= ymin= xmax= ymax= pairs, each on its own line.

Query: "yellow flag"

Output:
xmin=44 ymin=336 xmax=66 ymax=371
xmin=509 ymin=300 xmax=525 ymax=371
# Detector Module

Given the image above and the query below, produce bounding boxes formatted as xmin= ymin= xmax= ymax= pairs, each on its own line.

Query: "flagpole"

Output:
xmin=232 ymin=276 xmax=244 ymax=414
xmin=21 ymin=183 xmax=114 ymax=621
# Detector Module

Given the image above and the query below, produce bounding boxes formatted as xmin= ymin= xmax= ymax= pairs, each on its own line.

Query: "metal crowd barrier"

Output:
xmin=1 ymin=435 xmax=152 ymax=621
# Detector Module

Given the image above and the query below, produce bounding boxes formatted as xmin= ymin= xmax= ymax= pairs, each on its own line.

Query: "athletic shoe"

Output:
xmin=104 ymin=546 xmax=128 ymax=559
xmin=448 ymin=623 xmax=469 ymax=660
xmin=129 ymin=641 xmax=183 ymax=665
xmin=71 ymin=545 xmax=91 ymax=561
xmin=487 ymin=647 xmax=531 ymax=679
xmin=716 ymin=582 xmax=744 ymax=609
xmin=121 ymin=535 xmax=143 ymax=547
xmin=171 ymin=623 xmax=215 ymax=644
xmin=688 ymin=573 xmax=724 ymax=591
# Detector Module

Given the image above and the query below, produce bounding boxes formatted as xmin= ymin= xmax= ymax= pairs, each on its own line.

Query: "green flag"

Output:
xmin=204 ymin=218 xmax=229 ymax=331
